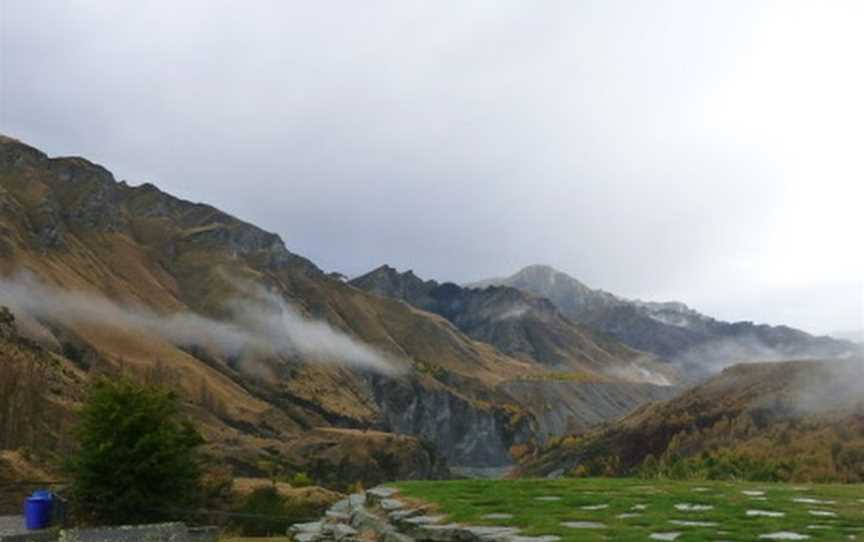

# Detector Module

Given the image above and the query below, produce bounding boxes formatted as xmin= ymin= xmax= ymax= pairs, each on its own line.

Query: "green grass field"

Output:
xmin=394 ymin=478 xmax=864 ymax=541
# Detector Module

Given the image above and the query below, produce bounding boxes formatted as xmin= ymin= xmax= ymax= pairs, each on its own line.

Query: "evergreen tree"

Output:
xmin=67 ymin=377 xmax=204 ymax=524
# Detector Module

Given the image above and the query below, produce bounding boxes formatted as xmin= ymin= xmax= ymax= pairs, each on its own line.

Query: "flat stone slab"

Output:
xmin=348 ymin=493 xmax=366 ymax=510
xmin=481 ymin=514 xmax=513 ymax=520
xmin=560 ymin=521 xmax=604 ymax=529
xmin=332 ymin=524 xmax=358 ymax=542
xmin=290 ymin=521 xmax=324 ymax=534
xmin=350 ymin=508 xmax=390 ymax=533
xmin=579 ymin=504 xmax=608 ymax=510
xmin=632 ymin=504 xmax=648 ymax=510
xmin=674 ymin=503 xmax=713 ymax=512
xmin=61 ymin=523 xmax=189 ymax=542
xmin=368 ymin=487 xmax=400 ymax=500
xmin=380 ymin=499 xmax=405 ymax=511
xmin=389 ymin=509 xmax=423 ymax=522
xmin=807 ymin=510 xmax=836 ymax=517
xmin=464 ymin=526 xmax=520 ymax=539
xmin=747 ymin=510 xmax=785 ymax=518
xmin=616 ymin=513 xmax=642 ymax=519
xmin=670 ymin=520 xmax=718 ymax=527
xmin=758 ymin=533 xmax=811 ymax=540
xmin=330 ymin=498 xmax=351 ymax=514
xmin=742 ymin=490 xmax=765 ymax=496
xmin=534 ymin=496 xmax=561 ymax=502
xmin=403 ymin=515 xmax=446 ymax=526
xmin=650 ymin=533 xmax=682 ymax=541
xmin=793 ymin=498 xmax=835 ymax=505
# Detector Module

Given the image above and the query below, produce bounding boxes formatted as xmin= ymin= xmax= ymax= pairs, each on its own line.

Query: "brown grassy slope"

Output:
xmin=0 ymin=135 xmax=556 ymax=475
xmin=520 ymin=359 xmax=864 ymax=480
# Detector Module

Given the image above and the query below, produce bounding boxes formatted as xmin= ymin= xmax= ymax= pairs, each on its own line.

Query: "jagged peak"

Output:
xmin=1 ymin=134 xmax=321 ymax=274
xmin=353 ymin=264 xmax=432 ymax=287
xmin=0 ymin=134 xmax=49 ymax=167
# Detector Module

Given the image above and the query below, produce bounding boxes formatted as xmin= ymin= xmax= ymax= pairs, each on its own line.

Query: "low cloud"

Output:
xmin=673 ymin=334 xmax=860 ymax=376
xmin=0 ymin=273 xmax=399 ymax=374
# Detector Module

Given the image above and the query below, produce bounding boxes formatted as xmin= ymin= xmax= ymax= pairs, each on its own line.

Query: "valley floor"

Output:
xmin=394 ymin=478 xmax=864 ymax=541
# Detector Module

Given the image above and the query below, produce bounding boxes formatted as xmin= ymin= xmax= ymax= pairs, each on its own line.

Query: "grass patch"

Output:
xmin=394 ymin=478 xmax=864 ymax=541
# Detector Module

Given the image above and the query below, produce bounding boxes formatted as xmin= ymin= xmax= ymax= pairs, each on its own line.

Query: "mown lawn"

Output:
xmin=394 ymin=478 xmax=864 ymax=541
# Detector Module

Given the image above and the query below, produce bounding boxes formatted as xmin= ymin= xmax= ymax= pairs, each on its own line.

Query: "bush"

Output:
xmin=289 ymin=472 xmax=314 ymax=488
xmin=66 ymin=377 xmax=204 ymax=525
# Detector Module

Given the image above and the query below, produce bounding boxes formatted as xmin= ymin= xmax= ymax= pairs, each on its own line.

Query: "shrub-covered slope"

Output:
xmin=521 ymin=359 xmax=864 ymax=482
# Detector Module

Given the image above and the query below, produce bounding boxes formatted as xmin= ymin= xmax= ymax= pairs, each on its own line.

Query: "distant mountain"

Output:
xmin=469 ymin=265 xmax=858 ymax=374
xmin=350 ymin=265 xmax=682 ymax=438
xmin=0 ymin=135 xmax=683 ymax=480
xmin=0 ymin=135 xmax=560 ymax=476
xmin=351 ymin=265 xmax=677 ymax=385
xmin=832 ymin=329 xmax=864 ymax=344
xmin=520 ymin=357 xmax=864 ymax=482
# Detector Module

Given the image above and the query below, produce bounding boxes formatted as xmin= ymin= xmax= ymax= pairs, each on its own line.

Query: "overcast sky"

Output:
xmin=1 ymin=1 xmax=862 ymax=335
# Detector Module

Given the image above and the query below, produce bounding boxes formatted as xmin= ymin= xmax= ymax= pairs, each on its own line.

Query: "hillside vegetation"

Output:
xmin=0 ymin=134 xmax=680 ymax=483
xmin=520 ymin=360 xmax=864 ymax=483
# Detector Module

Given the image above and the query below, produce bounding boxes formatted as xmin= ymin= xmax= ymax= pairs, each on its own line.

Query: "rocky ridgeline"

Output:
xmin=290 ymin=486 xmax=559 ymax=542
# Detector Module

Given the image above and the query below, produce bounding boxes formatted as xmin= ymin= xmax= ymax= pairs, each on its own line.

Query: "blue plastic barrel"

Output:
xmin=24 ymin=495 xmax=52 ymax=530
xmin=32 ymin=490 xmax=52 ymax=500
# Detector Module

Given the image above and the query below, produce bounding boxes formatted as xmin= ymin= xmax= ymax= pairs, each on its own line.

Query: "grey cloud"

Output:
xmin=0 ymin=273 xmax=398 ymax=374
xmin=1 ymin=1 xmax=861 ymax=334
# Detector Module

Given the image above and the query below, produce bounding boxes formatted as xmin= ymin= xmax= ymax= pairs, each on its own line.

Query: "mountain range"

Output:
xmin=469 ymin=265 xmax=858 ymax=375
xmin=0 ymin=134 xmax=859 ymax=487
xmin=0 ymin=135 xmax=678 ymax=481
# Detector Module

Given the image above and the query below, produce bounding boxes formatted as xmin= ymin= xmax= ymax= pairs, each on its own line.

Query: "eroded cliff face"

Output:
xmin=501 ymin=380 xmax=680 ymax=439
xmin=369 ymin=374 xmax=536 ymax=467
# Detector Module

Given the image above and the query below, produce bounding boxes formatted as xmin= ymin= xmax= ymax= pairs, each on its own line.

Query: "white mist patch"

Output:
xmin=494 ymin=304 xmax=530 ymax=321
xmin=0 ymin=273 xmax=398 ymax=374
xmin=605 ymin=362 xmax=673 ymax=386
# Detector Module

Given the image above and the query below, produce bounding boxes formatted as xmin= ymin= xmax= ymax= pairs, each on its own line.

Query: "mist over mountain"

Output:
xmin=470 ymin=265 xmax=858 ymax=375
xmin=0 ymin=135 xmax=685 ymax=476
xmin=521 ymin=357 xmax=864 ymax=481
xmin=351 ymin=264 xmax=677 ymax=385
xmin=831 ymin=329 xmax=864 ymax=344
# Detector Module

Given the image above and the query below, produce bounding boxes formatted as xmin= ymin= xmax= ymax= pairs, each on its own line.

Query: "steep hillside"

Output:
xmin=470 ymin=265 xmax=857 ymax=375
xmin=351 ymin=266 xmax=681 ymax=439
xmin=520 ymin=358 xmax=864 ymax=482
xmin=0 ymin=135 xmax=559 ymax=478
xmin=351 ymin=265 xmax=677 ymax=384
